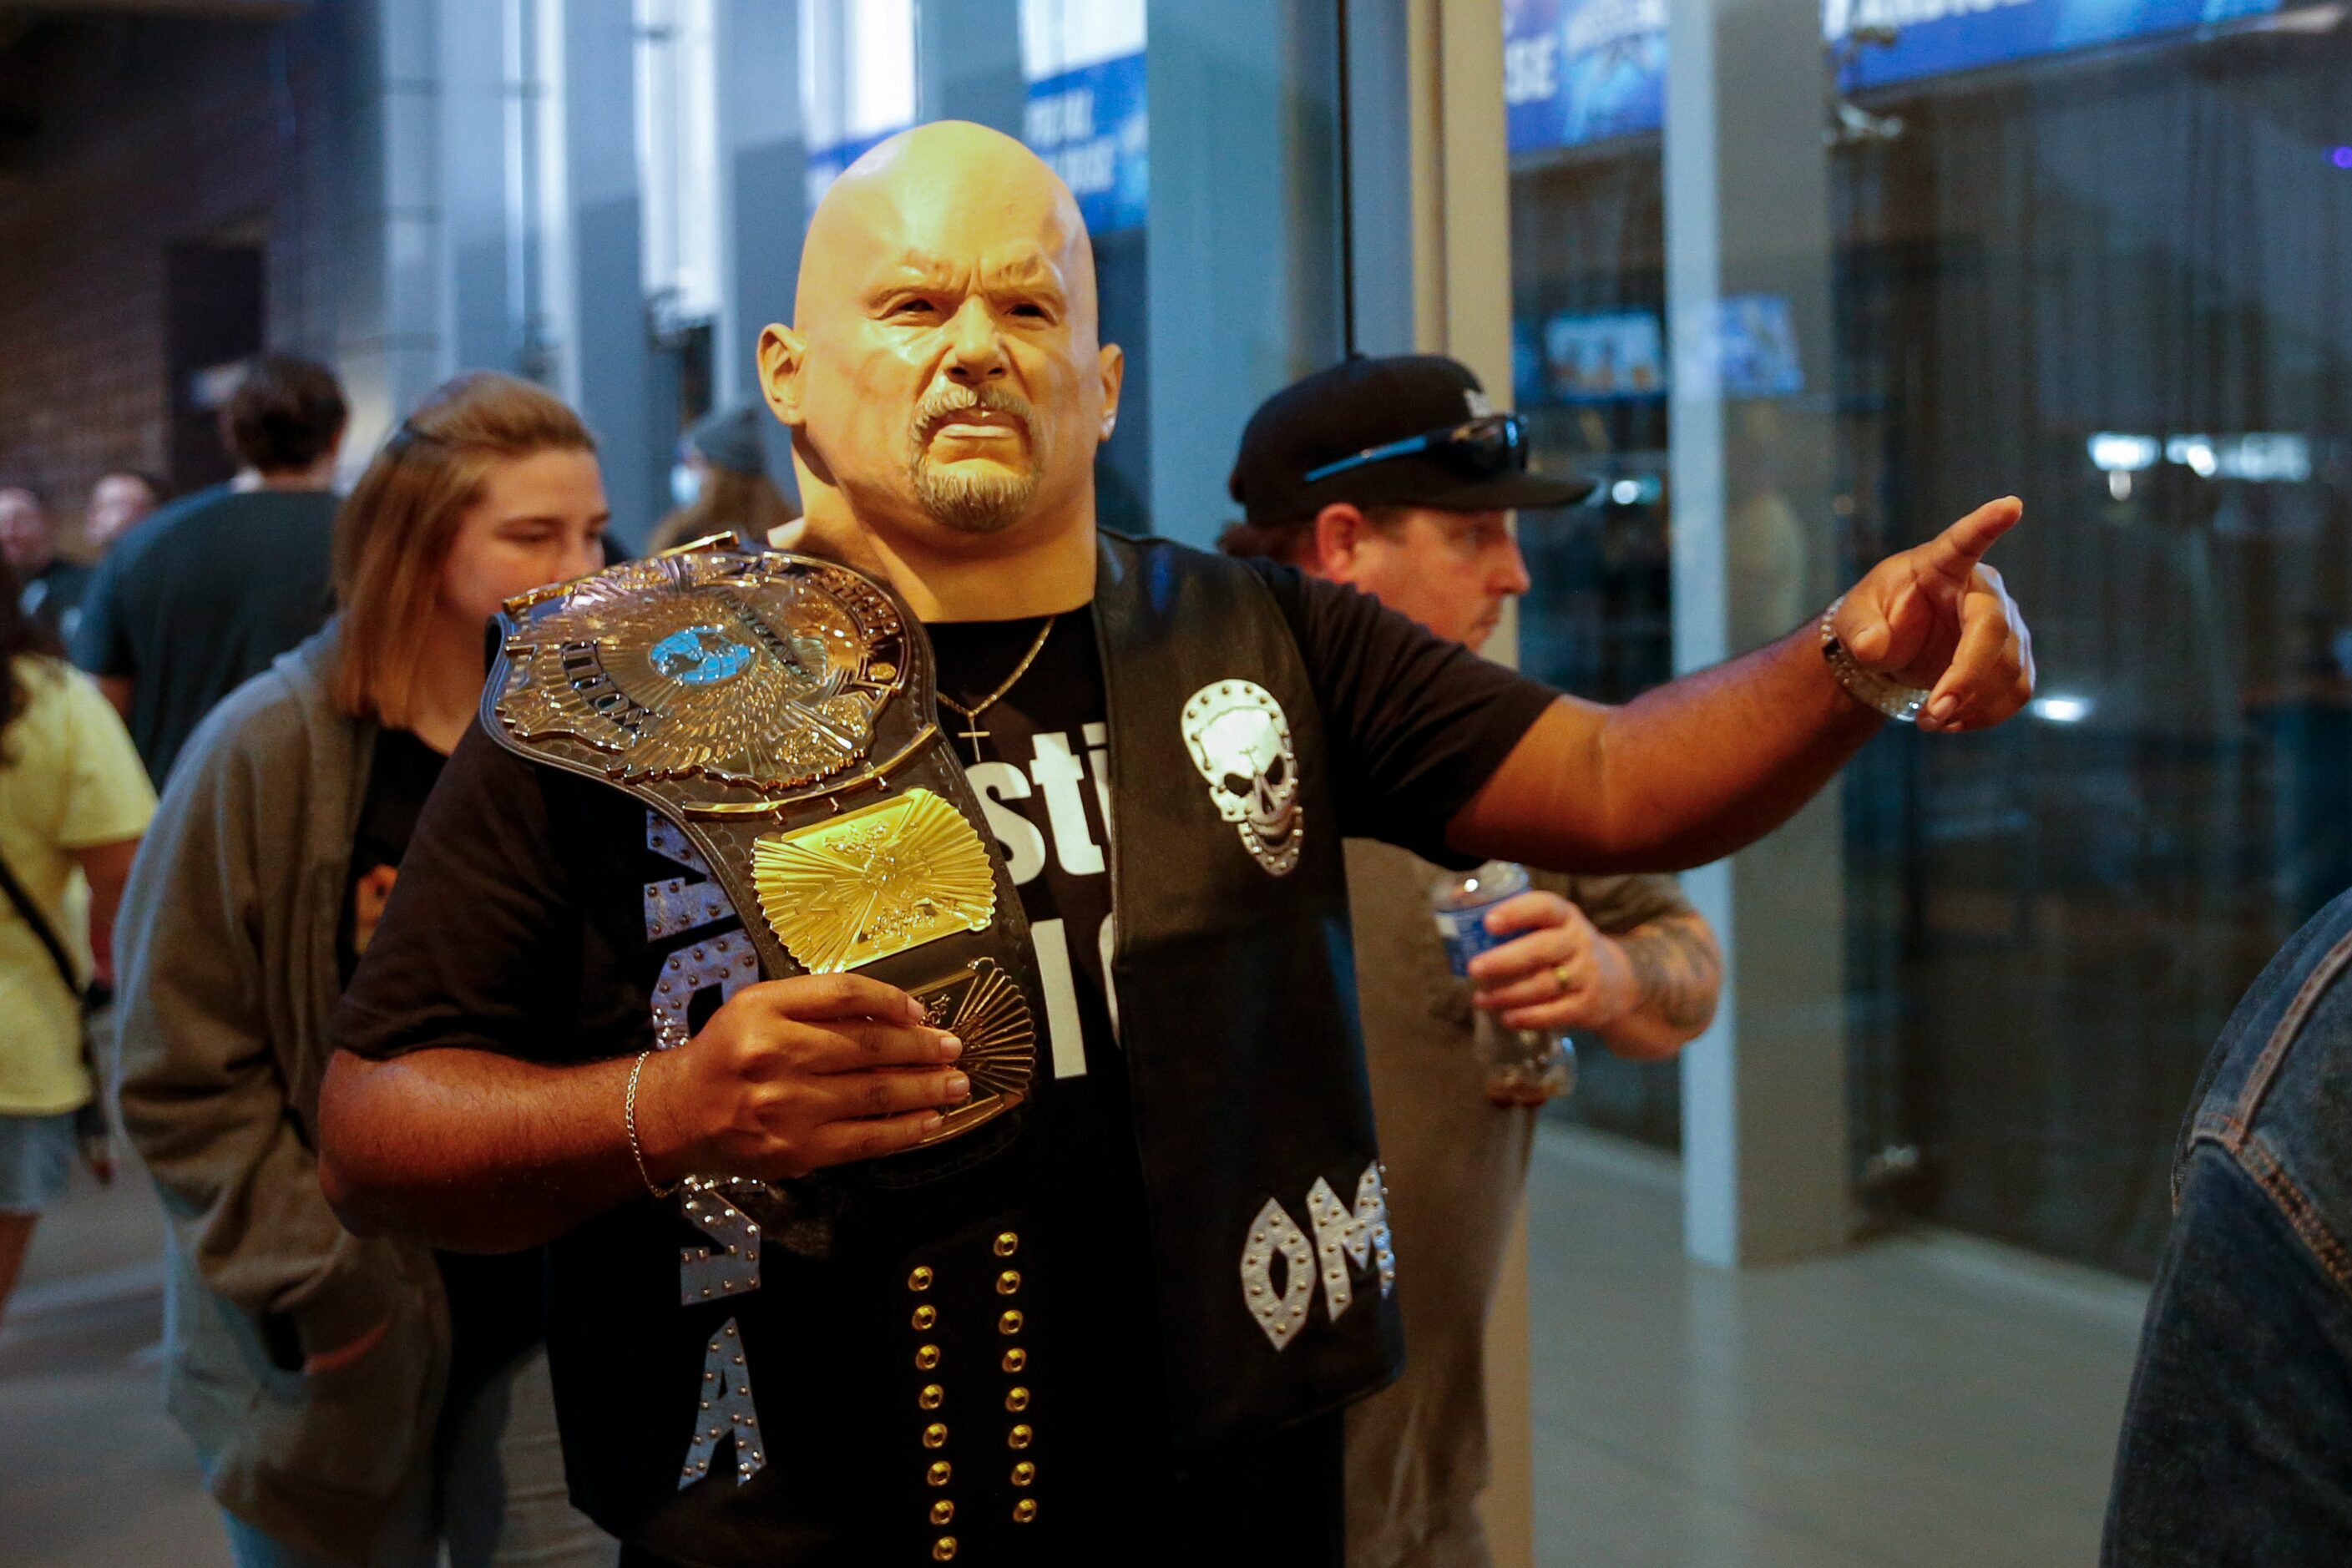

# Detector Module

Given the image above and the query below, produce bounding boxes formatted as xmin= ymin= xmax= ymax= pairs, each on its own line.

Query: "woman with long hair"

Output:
xmin=0 ymin=552 xmax=151 ymax=1323
xmin=113 ymin=372 xmax=616 ymax=1568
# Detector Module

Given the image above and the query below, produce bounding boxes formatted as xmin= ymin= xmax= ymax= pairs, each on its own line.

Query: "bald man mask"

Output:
xmin=320 ymin=120 xmax=2037 ymax=1568
xmin=757 ymin=120 xmax=1121 ymax=601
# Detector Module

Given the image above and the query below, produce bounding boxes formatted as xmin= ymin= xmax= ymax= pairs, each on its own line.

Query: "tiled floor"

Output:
xmin=1524 ymin=1128 xmax=2147 ymax=1567
xmin=1 ymin=1132 xmax=2147 ymax=1567
xmin=0 ymin=1167 xmax=220 ymax=1568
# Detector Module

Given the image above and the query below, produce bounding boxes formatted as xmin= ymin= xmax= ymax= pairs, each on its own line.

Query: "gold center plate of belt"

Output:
xmin=752 ymin=790 xmax=996 ymax=974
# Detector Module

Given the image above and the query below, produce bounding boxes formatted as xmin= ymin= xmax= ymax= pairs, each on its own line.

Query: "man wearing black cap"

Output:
xmin=1224 ymin=355 xmax=1723 ymax=1568
xmin=1221 ymin=353 xmax=1595 ymax=652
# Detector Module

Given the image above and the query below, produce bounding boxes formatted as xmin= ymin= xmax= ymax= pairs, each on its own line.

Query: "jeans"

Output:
xmin=208 ymin=1344 xmax=618 ymax=1568
xmin=0 ymin=1109 xmax=76 ymax=1212
xmin=2104 ymin=891 xmax=2352 ymax=1565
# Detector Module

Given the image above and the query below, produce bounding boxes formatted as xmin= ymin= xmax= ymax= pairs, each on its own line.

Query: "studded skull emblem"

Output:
xmin=1181 ymin=680 xmax=1302 ymax=876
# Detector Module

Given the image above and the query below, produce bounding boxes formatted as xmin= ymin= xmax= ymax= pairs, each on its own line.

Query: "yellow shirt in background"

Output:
xmin=0 ymin=655 xmax=156 ymax=1115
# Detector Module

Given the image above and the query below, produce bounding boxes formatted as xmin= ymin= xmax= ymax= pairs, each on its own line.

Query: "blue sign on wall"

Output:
xmin=1516 ymin=297 xmax=1803 ymax=407
xmin=1505 ymin=0 xmax=1666 ymax=155
xmin=1508 ymin=0 xmax=2282 ymax=155
xmin=1830 ymin=0 xmax=2280 ymax=89
xmin=1542 ymin=309 xmax=1668 ymax=403
xmin=1024 ymin=51 xmax=1148 ymax=236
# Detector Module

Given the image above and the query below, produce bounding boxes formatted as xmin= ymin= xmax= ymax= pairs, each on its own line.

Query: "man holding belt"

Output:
xmin=318 ymin=121 xmax=2031 ymax=1568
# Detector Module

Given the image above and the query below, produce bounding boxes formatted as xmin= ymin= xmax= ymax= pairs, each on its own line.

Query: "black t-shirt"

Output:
xmin=71 ymin=485 xmax=337 ymax=787
xmin=333 ymin=557 xmax=1556 ymax=1563
xmin=926 ymin=613 xmax=1161 ymax=1545
xmin=341 ymin=726 xmax=548 ymax=1410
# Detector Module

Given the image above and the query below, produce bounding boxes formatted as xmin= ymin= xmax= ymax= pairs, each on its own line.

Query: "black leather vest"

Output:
xmin=1091 ymin=532 xmax=1403 ymax=1450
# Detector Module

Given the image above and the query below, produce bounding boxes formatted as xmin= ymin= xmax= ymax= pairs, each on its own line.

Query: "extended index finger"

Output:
xmin=1915 ymin=496 xmax=2022 ymax=581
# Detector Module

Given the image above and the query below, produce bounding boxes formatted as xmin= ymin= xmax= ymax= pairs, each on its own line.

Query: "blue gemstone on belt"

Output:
xmin=652 ymin=625 xmax=755 ymax=686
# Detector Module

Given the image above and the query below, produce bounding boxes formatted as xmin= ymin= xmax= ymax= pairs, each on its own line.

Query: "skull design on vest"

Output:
xmin=1181 ymin=680 xmax=1302 ymax=877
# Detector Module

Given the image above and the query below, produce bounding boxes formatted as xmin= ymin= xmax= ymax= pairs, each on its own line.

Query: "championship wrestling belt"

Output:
xmin=483 ymin=542 xmax=1039 ymax=1162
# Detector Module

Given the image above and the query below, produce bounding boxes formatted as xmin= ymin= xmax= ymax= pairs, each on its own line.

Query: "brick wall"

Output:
xmin=0 ymin=12 xmax=361 ymax=557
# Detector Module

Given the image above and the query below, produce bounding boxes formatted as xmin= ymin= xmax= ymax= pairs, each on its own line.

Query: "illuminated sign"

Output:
xmin=1506 ymin=0 xmax=2285 ymax=154
xmin=1541 ymin=309 xmax=1667 ymax=403
xmin=1519 ymin=296 xmax=1803 ymax=406
xmin=1506 ymin=0 xmax=1666 ymax=154
xmin=1024 ymin=51 xmax=1148 ymax=235
xmin=1827 ymin=0 xmax=2281 ymax=89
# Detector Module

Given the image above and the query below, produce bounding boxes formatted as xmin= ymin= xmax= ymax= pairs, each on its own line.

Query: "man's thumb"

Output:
xmin=1847 ymin=581 xmax=1922 ymax=670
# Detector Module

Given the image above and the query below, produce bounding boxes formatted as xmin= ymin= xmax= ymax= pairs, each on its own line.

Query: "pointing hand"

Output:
xmin=1833 ymin=496 xmax=2036 ymax=734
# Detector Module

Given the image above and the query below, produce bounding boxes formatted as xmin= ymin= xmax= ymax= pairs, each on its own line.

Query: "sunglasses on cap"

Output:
xmin=1301 ymin=412 xmax=1529 ymax=486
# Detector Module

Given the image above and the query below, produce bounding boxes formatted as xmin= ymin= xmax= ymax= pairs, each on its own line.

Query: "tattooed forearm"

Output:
xmin=1619 ymin=912 xmax=1722 ymax=1036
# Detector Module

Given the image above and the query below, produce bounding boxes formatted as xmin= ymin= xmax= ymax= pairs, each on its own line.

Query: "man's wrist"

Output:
xmin=1583 ymin=934 xmax=1641 ymax=1031
xmin=1820 ymin=594 xmax=1928 ymax=722
xmin=627 ymin=1047 xmax=697 ymax=1191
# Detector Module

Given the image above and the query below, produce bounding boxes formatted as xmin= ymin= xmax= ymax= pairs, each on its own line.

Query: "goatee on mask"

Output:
xmin=907 ymin=382 xmax=1042 ymax=534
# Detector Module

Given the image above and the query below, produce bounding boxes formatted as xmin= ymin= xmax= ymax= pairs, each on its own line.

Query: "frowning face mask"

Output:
xmin=758 ymin=121 xmax=1124 ymax=559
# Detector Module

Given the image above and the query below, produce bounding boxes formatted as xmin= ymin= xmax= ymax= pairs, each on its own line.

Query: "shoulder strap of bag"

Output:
xmin=0 ymin=846 xmax=83 ymax=1000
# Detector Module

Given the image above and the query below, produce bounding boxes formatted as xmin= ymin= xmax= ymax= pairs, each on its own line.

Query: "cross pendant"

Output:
xmin=957 ymin=721 xmax=989 ymax=763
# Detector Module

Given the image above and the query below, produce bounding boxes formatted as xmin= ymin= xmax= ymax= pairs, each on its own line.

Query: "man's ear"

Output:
xmin=757 ymin=324 xmax=807 ymax=429
xmin=1095 ymin=341 xmax=1125 ymax=443
xmin=1309 ymin=503 xmax=1369 ymax=581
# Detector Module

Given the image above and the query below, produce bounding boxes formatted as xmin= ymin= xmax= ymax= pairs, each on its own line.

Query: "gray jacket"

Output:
xmin=112 ymin=625 xmax=448 ymax=1564
xmin=1341 ymin=842 xmax=1699 ymax=1567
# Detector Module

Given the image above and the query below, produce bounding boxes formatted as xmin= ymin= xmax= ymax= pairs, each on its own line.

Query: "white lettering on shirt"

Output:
xmin=644 ymin=811 xmax=734 ymax=940
xmin=968 ymin=761 xmax=1049 ymax=886
xmin=1304 ymin=1165 xmax=1398 ymax=1322
xmin=958 ymin=729 xmax=1115 ymax=1078
xmin=1029 ymin=918 xmax=1091 ymax=1081
xmin=651 ymin=929 xmax=759 ymax=1051
xmin=1027 ymin=732 xmax=1105 ymax=877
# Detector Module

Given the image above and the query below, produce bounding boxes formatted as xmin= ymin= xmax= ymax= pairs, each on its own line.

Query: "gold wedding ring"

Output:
xmin=1553 ymin=962 xmax=1576 ymax=994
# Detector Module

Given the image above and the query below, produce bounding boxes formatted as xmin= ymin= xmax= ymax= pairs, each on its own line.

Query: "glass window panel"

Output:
xmin=1505 ymin=0 xmax=1678 ymax=1149
xmin=1836 ymin=14 xmax=2352 ymax=1276
xmin=635 ymin=0 xmax=723 ymax=330
xmin=1507 ymin=0 xmax=2352 ymax=1272
xmin=802 ymin=0 xmax=918 ymax=207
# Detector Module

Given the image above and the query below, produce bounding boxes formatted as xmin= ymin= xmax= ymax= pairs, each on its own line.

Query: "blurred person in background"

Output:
xmin=73 ymin=352 xmax=348 ymax=787
xmin=2 ymin=483 xmax=93 ymax=641
xmin=1222 ymin=354 xmax=1722 ymax=1568
xmin=0 ymin=552 xmax=153 ymax=1325
xmin=647 ymin=402 xmax=802 ymax=553
xmin=111 ymin=372 xmax=617 ymax=1568
xmin=84 ymin=468 xmax=166 ymax=555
